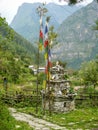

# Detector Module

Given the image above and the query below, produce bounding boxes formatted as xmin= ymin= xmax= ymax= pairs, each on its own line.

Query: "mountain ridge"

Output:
xmin=10 ymin=2 xmax=82 ymax=43
xmin=10 ymin=1 xmax=98 ymax=69
xmin=52 ymin=0 xmax=98 ymax=69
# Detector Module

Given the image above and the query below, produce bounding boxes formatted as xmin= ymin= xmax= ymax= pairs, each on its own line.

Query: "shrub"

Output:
xmin=0 ymin=101 xmax=15 ymax=130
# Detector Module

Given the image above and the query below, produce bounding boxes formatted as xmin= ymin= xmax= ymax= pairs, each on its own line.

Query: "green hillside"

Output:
xmin=0 ymin=17 xmax=37 ymax=83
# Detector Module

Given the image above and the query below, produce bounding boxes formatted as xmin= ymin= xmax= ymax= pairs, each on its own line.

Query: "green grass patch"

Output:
xmin=0 ymin=101 xmax=34 ymax=130
xmin=13 ymin=121 xmax=34 ymax=130
xmin=18 ymin=107 xmax=98 ymax=130
xmin=47 ymin=108 xmax=98 ymax=130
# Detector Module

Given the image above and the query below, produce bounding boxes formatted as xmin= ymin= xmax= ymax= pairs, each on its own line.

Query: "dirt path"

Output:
xmin=9 ymin=108 xmax=66 ymax=130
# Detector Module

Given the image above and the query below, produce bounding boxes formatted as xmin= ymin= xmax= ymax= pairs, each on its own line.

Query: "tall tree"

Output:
xmin=79 ymin=60 xmax=98 ymax=88
xmin=59 ymin=0 xmax=76 ymax=4
xmin=59 ymin=0 xmax=98 ymax=4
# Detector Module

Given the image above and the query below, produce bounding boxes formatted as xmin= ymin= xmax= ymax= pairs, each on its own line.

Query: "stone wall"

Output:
xmin=45 ymin=97 xmax=75 ymax=113
xmin=53 ymin=99 xmax=75 ymax=113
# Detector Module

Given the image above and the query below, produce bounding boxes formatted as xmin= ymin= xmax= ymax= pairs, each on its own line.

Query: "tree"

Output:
xmin=49 ymin=26 xmax=58 ymax=45
xmin=59 ymin=0 xmax=98 ymax=4
xmin=0 ymin=16 xmax=36 ymax=84
xmin=93 ymin=20 xmax=98 ymax=37
xmin=94 ymin=20 xmax=98 ymax=30
xmin=79 ymin=60 xmax=98 ymax=88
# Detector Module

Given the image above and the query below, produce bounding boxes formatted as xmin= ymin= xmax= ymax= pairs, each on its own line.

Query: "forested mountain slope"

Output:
xmin=52 ymin=0 xmax=98 ymax=69
xmin=0 ymin=17 xmax=37 ymax=83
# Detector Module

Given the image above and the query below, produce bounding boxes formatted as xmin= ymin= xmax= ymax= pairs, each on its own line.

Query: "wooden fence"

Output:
xmin=75 ymin=93 xmax=98 ymax=107
xmin=1 ymin=89 xmax=42 ymax=106
xmin=1 ymin=90 xmax=98 ymax=107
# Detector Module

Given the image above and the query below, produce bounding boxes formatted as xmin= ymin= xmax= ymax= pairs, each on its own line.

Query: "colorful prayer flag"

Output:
xmin=43 ymin=80 xmax=46 ymax=89
xmin=43 ymin=20 xmax=52 ymax=89
xmin=39 ymin=16 xmax=44 ymax=51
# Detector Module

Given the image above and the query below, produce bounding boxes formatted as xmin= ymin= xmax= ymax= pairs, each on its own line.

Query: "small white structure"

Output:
xmin=29 ymin=65 xmax=45 ymax=75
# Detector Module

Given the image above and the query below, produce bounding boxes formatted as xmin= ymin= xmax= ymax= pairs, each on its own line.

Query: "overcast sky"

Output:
xmin=0 ymin=0 xmax=93 ymax=24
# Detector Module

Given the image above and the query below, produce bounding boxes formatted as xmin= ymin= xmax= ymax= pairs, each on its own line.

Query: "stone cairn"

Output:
xmin=42 ymin=61 xmax=76 ymax=113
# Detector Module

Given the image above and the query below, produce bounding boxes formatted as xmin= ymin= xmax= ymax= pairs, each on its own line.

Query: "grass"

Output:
xmin=47 ymin=108 xmax=98 ymax=130
xmin=0 ymin=83 xmax=98 ymax=130
xmin=17 ymin=107 xmax=98 ymax=130
xmin=13 ymin=121 xmax=34 ymax=130
xmin=0 ymin=81 xmax=36 ymax=130
xmin=0 ymin=101 xmax=34 ymax=130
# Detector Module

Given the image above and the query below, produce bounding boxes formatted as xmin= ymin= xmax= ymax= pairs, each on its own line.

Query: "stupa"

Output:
xmin=42 ymin=61 xmax=76 ymax=113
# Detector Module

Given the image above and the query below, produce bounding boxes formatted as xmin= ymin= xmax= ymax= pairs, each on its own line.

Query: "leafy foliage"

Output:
xmin=0 ymin=101 xmax=34 ymax=130
xmin=79 ymin=59 xmax=98 ymax=87
xmin=68 ymin=0 xmax=98 ymax=4
xmin=93 ymin=19 xmax=98 ymax=38
xmin=0 ymin=101 xmax=15 ymax=130
xmin=93 ymin=20 xmax=98 ymax=30
xmin=0 ymin=16 xmax=37 ymax=83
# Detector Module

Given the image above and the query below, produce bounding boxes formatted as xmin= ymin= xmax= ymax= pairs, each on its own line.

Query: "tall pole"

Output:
xmin=36 ymin=44 xmax=39 ymax=114
xmin=47 ymin=45 xmax=51 ymax=116
xmin=36 ymin=4 xmax=47 ymax=114
xmin=44 ymin=16 xmax=51 ymax=115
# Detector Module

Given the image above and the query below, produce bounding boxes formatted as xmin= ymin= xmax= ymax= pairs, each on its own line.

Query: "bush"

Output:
xmin=0 ymin=101 xmax=15 ymax=130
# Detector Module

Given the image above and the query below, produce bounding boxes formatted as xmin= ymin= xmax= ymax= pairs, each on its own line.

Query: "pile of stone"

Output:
xmin=42 ymin=61 xmax=76 ymax=113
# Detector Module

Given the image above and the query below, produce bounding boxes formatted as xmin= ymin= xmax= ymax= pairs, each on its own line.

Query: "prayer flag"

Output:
xmin=39 ymin=16 xmax=44 ymax=51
